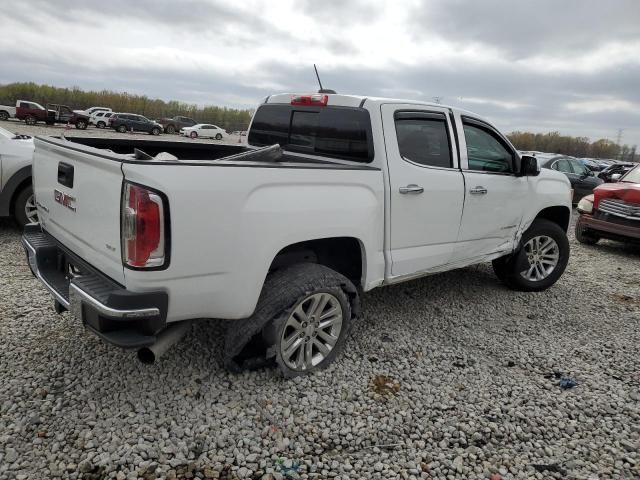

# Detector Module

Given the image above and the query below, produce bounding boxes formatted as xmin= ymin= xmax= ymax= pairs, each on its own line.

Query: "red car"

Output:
xmin=576 ymin=164 xmax=640 ymax=245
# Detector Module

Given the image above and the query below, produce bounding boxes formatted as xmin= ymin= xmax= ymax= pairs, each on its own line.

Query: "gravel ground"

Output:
xmin=0 ymin=118 xmax=244 ymax=145
xmin=0 ymin=214 xmax=639 ymax=480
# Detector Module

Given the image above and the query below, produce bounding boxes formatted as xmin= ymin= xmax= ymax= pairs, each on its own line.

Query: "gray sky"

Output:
xmin=2 ymin=0 xmax=639 ymax=146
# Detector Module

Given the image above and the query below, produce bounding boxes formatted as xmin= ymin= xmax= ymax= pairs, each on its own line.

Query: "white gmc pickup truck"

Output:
xmin=23 ymin=93 xmax=572 ymax=376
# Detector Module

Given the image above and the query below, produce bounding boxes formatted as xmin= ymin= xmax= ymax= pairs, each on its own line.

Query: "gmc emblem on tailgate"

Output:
xmin=54 ymin=189 xmax=77 ymax=212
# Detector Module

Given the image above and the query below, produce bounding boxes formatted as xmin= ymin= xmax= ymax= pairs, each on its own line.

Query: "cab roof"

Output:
xmin=264 ymin=92 xmax=487 ymax=122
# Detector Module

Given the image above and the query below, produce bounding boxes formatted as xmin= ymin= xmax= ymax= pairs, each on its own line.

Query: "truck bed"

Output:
xmin=57 ymin=137 xmax=378 ymax=169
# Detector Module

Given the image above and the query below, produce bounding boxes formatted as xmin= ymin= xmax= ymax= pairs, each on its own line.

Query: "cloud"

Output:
xmin=1 ymin=0 xmax=638 ymax=146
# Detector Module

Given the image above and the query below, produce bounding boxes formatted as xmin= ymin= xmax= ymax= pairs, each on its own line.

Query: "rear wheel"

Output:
xmin=151 ymin=127 xmax=161 ymax=136
xmin=25 ymin=115 xmax=36 ymax=125
xmin=224 ymin=263 xmax=357 ymax=377
xmin=117 ymin=125 xmax=127 ymax=133
xmin=97 ymin=121 xmax=106 ymax=128
xmin=575 ymin=219 xmax=600 ymax=245
xmin=0 ymin=111 xmax=9 ymax=121
xmin=215 ymin=133 xmax=223 ymax=140
xmin=492 ymin=219 xmax=569 ymax=292
xmin=14 ymin=185 xmax=37 ymax=227
xmin=165 ymin=125 xmax=175 ymax=134
xmin=190 ymin=131 xmax=198 ymax=139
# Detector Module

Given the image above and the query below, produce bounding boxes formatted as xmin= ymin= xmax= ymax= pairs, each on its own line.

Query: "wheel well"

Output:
xmin=535 ymin=206 xmax=571 ymax=232
xmin=10 ymin=177 xmax=32 ymax=215
xmin=269 ymin=237 xmax=364 ymax=287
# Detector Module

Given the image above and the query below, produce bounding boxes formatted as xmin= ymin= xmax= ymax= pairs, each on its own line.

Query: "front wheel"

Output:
xmin=224 ymin=263 xmax=357 ymax=377
xmin=575 ymin=219 xmax=600 ymax=245
xmin=14 ymin=185 xmax=38 ymax=227
xmin=492 ymin=219 xmax=569 ymax=292
xmin=151 ymin=127 xmax=161 ymax=136
xmin=190 ymin=131 xmax=198 ymax=139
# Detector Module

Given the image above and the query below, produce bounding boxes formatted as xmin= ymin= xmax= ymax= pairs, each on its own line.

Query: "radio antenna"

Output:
xmin=314 ymin=64 xmax=336 ymax=94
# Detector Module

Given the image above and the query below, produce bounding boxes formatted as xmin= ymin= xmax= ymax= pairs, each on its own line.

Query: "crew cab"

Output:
xmin=576 ymin=164 xmax=640 ymax=245
xmin=15 ymin=101 xmax=89 ymax=129
xmin=0 ymin=125 xmax=36 ymax=226
xmin=23 ymin=93 xmax=572 ymax=376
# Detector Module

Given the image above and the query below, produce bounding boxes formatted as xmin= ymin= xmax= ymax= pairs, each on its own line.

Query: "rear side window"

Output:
xmin=249 ymin=104 xmax=373 ymax=162
xmin=394 ymin=112 xmax=452 ymax=168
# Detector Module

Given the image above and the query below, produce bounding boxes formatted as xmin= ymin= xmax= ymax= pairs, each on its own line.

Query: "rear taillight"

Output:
xmin=291 ymin=94 xmax=328 ymax=106
xmin=121 ymin=182 xmax=167 ymax=268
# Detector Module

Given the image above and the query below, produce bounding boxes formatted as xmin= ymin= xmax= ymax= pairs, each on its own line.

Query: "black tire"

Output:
xmin=575 ymin=219 xmax=600 ymax=245
xmin=224 ymin=263 xmax=358 ymax=377
xmin=75 ymin=119 xmax=88 ymax=130
xmin=14 ymin=185 xmax=36 ymax=228
xmin=0 ymin=111 xmax=9 ymax=121
xmin=165 ymin=125 xmax=175 ymax=134
xmin=492 ymin=218 xmax=570 ymax=292
xmin=151 ymin=127 xmax=161 ymax=136
xmin=117 ymin=124 xmax=127 ymax=133
xmin=190 ymin=131 xmax=198 ymax=139
xmin=215 ymin=133 xmax=223 ymax=140
xmin=97 ymin=121 xmax=106 ymax=128
xmin=25 ymin=115 xmax=36 ymax=126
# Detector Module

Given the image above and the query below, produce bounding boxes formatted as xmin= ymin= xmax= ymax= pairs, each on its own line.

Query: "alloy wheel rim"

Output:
xmin=25 ymin=194 xmax=38 ymax=223
xmin=520 ymin=235 xmax=559 ymax=281
xmin=280 ymin=292 xmax=343 ymax=371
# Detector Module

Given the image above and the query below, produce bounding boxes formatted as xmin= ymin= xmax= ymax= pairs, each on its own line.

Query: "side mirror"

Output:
xmin=519 ymin=155 xmax=540 ymax=176
xmin=610 ymin=173 xmax=622 ymax=182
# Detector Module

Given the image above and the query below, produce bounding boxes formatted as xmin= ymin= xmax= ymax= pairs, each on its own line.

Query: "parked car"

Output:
xmin=597 ymin=162 xmax=636 ymax=183
xmin=15 ymin=101 xmax=88 ymax=128
xmin=109 ymin=113 xmax=162 ymax=135
xmin=0 ymin=125 xmax=36 ymax=226
xmin=539 ymin=155 xmax=604 ymax=202
xmin=180 ymin=123 xmax=227 ymax=139
xmin=15 ymin=100 xmax=48 ymax=125
xmin=47 ymin=104 xmax=89 ymax=129
xmin=575 ymin=164 xmax=640 ymax=245
xmin=158 ymin=116 xmax=197 ymax=134
xmin=74 ymin=106 xmax=111 ymax=117
xmin=0 ymin=104 xmax=17 ymax=121
xmin=23 ymin=92 xmax=571 ymax=376
xmin=91 ymin=111 xmax=114 ymax=128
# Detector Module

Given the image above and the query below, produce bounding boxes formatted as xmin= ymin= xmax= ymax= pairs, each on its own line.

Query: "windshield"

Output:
xmin=621 ymin=165 xmax=640 ymax=184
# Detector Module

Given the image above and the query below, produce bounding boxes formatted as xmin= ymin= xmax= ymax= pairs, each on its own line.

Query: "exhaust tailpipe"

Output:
xmin=137 ymin=321 xmax=191 ymax=364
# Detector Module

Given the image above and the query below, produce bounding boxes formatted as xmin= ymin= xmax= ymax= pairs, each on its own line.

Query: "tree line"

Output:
xmin=507 ymin=130 xmax=637 ymax=162
xmin=0 ymin=82 xmax=254 ymax=132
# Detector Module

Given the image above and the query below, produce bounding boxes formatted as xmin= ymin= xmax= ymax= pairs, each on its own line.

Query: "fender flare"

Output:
xmin=0 ymin=165 xmax=32 ymax=217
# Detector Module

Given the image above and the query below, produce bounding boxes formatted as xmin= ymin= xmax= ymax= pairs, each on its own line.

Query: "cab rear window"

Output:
xmin=248 ymin=104 xmax=373 ymax=162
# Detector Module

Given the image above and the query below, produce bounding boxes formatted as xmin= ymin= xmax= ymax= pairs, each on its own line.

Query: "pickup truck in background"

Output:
xmin=23 ymin=93 xmax=572 ymax=376
xmin=15 ymin=101 xmax=89 ymax=129
xmin=0 ymin=103 xmax=17 ymax=121
xmin=158 ymin=115 xmax=197 ymax=134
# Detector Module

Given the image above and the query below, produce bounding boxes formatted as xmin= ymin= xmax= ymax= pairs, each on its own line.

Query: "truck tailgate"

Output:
xmin=33 ymin=137 xmax=125 ymax=284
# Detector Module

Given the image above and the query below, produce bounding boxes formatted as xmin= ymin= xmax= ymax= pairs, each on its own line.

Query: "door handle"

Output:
xmin=399 ymin=184 xmax=424 ymax=194
xmin=469 ymin=186 xmax=488 ymax=195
